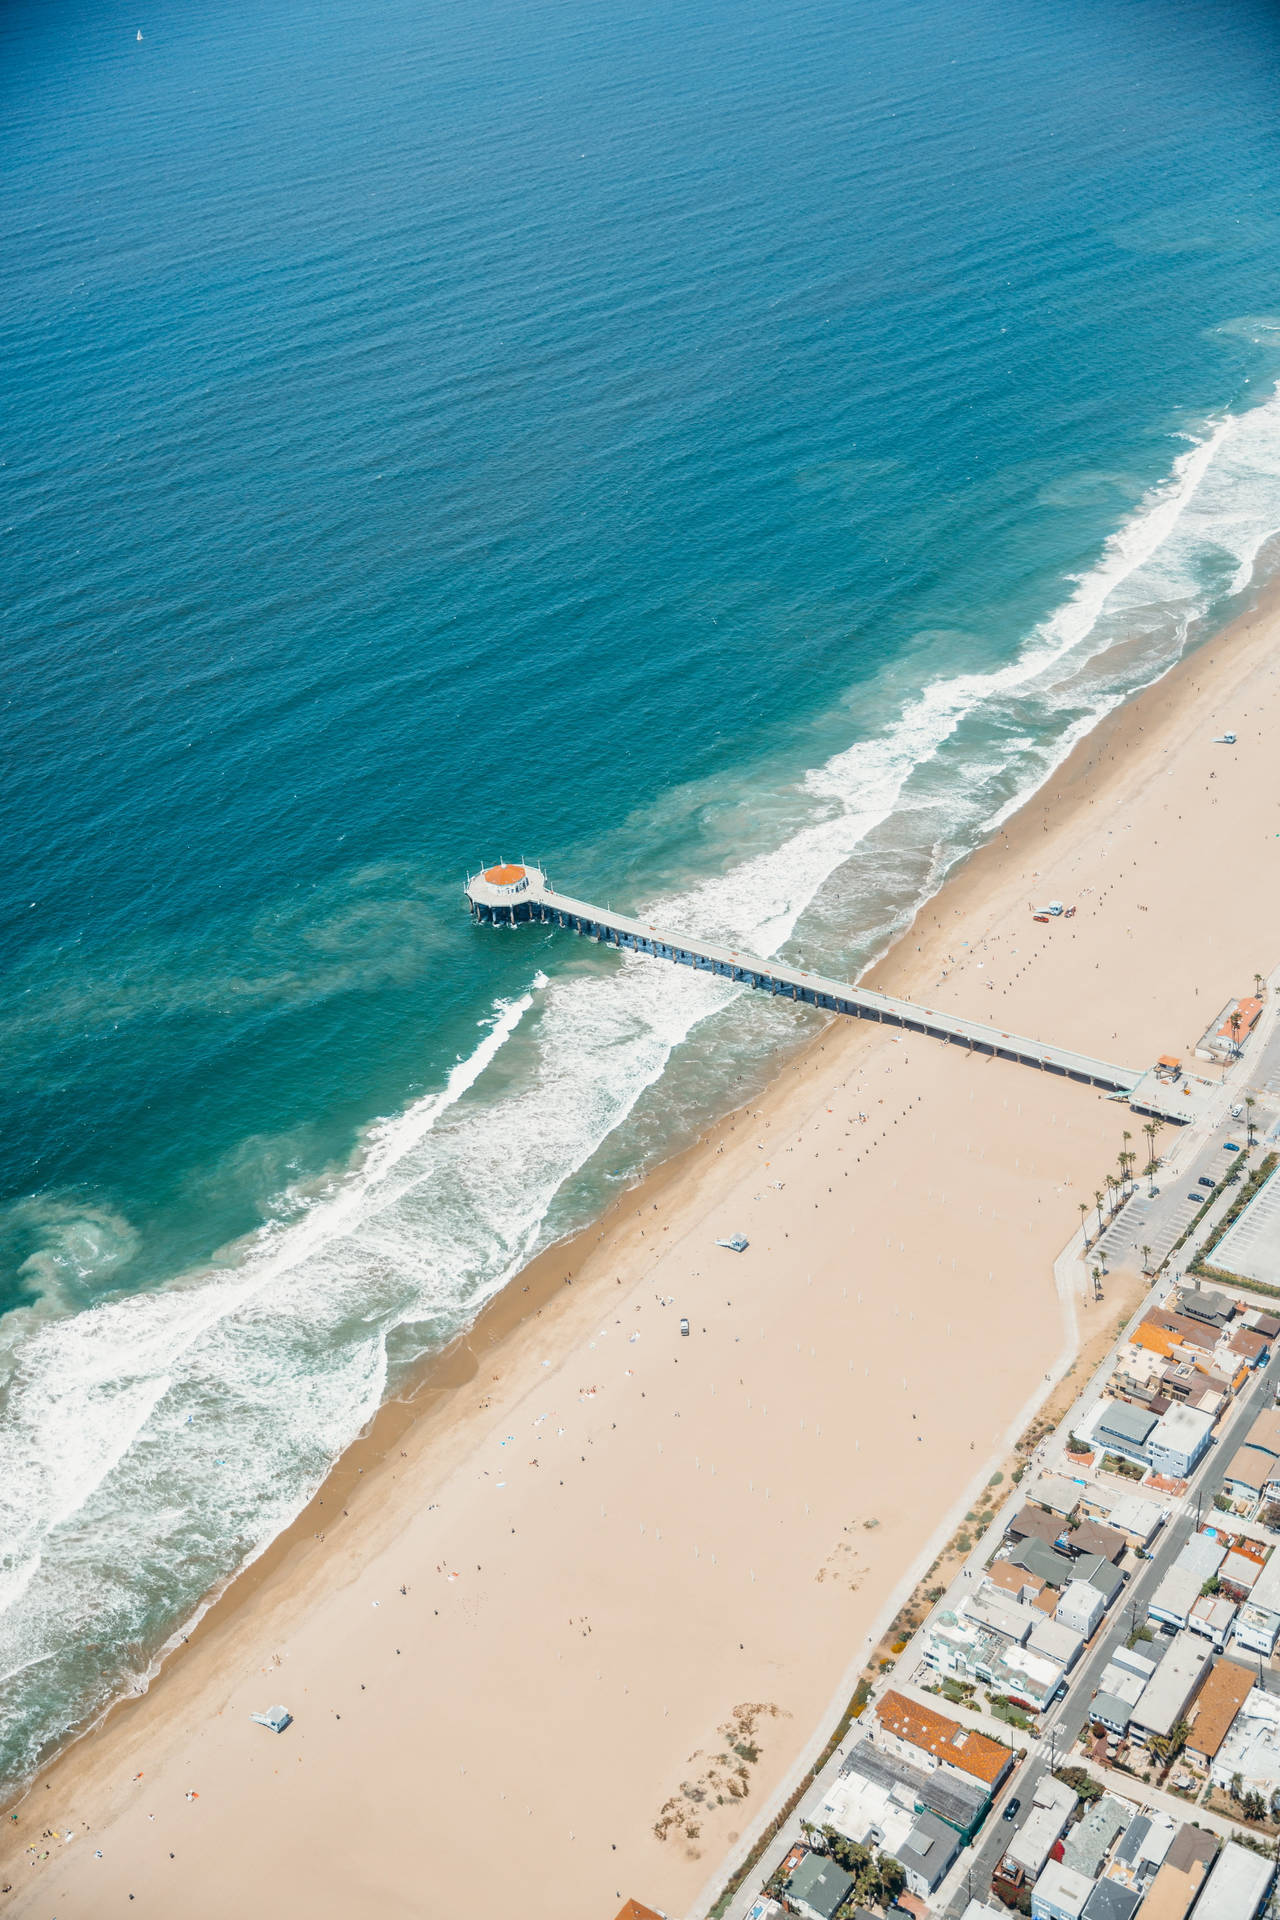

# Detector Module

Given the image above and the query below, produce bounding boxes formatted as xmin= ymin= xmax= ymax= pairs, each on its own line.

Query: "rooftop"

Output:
xmin=1194 ymin=1839 xmax=1275 ymax=1919
xmin=786 ymin=1850 xmax=854 ymax=1920
xmin=1186 ymin=1659 xmax=1254 ymax=1758
xmin=873 ymin=1690 xmax=1011 ymax=1786
xmin=1096 ymin=1400 xmax=1159 ymax=1446
xmin=1224 ymin=1445 xmax=1274 ymax=1492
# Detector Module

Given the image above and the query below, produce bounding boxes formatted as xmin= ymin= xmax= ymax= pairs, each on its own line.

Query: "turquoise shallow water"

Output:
xmin=4 ymin=0 xmax=1280 ymax=1784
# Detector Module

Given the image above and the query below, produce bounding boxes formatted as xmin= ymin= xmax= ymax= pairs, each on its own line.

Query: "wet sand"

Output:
xmin=7 ymin=583 xmax=1280 ymax=1918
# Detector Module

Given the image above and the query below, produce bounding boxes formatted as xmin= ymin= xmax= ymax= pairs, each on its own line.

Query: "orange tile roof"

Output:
xmin=1217 ymin=996 xmax=1262 ymax=1041
xmin=874 ymin=1688 xmax=1012 ymax=1786
xmin=614 ymin=1904 xmax=664 ymax=1920
xmin=1187 ymin=1659 xmax=1254 ymax=1759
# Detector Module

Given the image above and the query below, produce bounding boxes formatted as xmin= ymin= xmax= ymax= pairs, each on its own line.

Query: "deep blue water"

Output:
xmin=3 ymin=0 xmax=1280 ymax=1784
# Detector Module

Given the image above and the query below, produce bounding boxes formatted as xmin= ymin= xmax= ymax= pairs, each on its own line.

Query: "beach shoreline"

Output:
xmin=8 ymin=576 xmax=1280 ymax=1917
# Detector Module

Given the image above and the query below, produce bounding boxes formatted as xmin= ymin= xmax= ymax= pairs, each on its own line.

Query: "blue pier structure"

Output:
xmin=464 ymin=863 xmax=1189 ymax=1120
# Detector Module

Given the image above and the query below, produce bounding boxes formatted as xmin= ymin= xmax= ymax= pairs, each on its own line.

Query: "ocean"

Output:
xmin=3 ymin=0 xmax=1280 ymax=1786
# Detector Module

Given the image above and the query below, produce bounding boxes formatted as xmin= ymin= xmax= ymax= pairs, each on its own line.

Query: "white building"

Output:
xmin=1105 ymin=1491 xmax=1166 ymax=1550
xmin=1031 ymin=1860 xmax=1094 ymax=1920
xmin=1057 ymin=1580 xmax=1106 ymax=1638
xmin=1210 ymin=1687 xmax=1280 ymax=1796
xmin=1129 ymin=1633 xmax=1211 ymax=1746
xmin=1188 ymin=1593 xmax=1238 ymax=1650
xmin=1148 ymin=1404 xmax=1214 ymax=1479
xmin=1233 ymin=1548 xmax=1280 ymax=1656
xmin=1149 ymin=1535 xmax=1225 ymax=1631
xmin=1001 ymin=1774 xmax=1076 ymax=1879
xmin=1028 ymin=1615 xmax=1085 ymax=1671
xmin=1193 ymin=1839 xmax=1274 ymax=1920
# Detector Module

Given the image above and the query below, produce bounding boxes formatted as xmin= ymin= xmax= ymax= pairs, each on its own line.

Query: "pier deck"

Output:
xmin=465 ymin=864 xmax=1188 ymax=1118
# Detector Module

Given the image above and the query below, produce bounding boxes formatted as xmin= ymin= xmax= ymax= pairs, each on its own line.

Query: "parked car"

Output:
xmin=1002 ymin=1798 xmax=1022 ymax=1822
xmin=679 ymin=1317 xmax=690 ymax=1337
xmin=1224 ymin=1141 xmax=1241 ymax=1152
xmin=1188 ymin=1192 xmax=1205 ymax=1203
xmin=1198 ymin=1176 xmax=1216 ymax=1188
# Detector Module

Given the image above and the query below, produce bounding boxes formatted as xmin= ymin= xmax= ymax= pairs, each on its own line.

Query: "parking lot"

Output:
xmin=1094 ymin=1124 xmax=1248 ymax=1273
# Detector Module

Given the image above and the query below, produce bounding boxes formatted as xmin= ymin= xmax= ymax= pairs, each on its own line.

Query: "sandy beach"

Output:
xmin=7 ymin=585 xmax=1280 ymax=1920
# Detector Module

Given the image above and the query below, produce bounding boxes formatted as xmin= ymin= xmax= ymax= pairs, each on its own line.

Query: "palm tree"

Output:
xmin=1078 ymin=1201 xmax=1089 ymax=1245
xmin=1247 ymin=1095 xmax=1258 ymax=1148
xmin=1122 ymin=1130 xmax=1133 ymax=1190
xmin=1254 ymin=971 xmax=1265 ymax=1001
xmin=1230 ymin=1009 xmax=1243 ymax=1056
xmin=1095 ymin=1190 xmax=1106 ymax=1235
xmin=1140 ymin=1244 xmax=1152 ymax=1275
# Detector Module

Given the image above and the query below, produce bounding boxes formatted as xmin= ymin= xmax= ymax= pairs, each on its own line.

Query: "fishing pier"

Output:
xmin=465 ymin=864 xmax=1189 ymax=1122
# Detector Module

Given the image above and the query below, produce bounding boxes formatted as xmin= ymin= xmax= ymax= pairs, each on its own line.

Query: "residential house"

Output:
xmin=1081 ymin=1884 xmax=1140 ymax=1920
xmin=1129 ymin=1632 xmax=1212 ymax=1747
xmin=1231 ymin=1326 xmax=1272 ymax=1369
xmin=1187 ymin=1593 xmax=1237 ymax=1649
xmin=1148 ymin=1534 xmax=1225 ymax=1631
xmin=1219 ymin=1548 xmax=1264 ymax=1601
xmin=1031 ymin=1860 xmax=1094 ymax=1920
xmin=1061 ymin=1793 xmax=1131 ymax=1877
xmin=1193 ymin=1839 xmax=1274 ymax=1920
xmin=983 ymin=1559 xmax=1047 ymax=1604
xmin=1129 ymin=1309 xmax=1217 ymax=1365
xmin=1027 ymin=1615 xmax=1085 ymax=1672
xmin=1234 ymin=1602 xmax=1280 ymax=1659
xmin=784 ymin=1851 xmax=854 ymax=1920
xmin=1222 ymin=1445 xmax=1274 ymax=1509
xmin=1000 ymin=1774 xmax=1075 ymax=1879
xmin=1109 ymin=1640 xmax=1159 ymax=1683
xmin=1093 ymin=1401 xmax=1158 ymax=1463
xmin=1139 ymin=1829 xmax=1213 ymax=1920
xmin=1007 ymin=1505 xmax=1065 ymax=1549
xmin=1209 ymin=1687 xmax=1280 ymax=1796
xmin=1147 ymin=1404 xmax=1213 ymax=1479
xmin=1008 ymin=1538 xmax=1084 ymax=1589
xmin=1246 ymin=1406 xmax=1280 ymax=1455
xmin=1091 ymin=1675 xmax=1143 ymax=1737
xmin=1232 ymin=1545 xmax=1280 ymax=1656
xmin=1109 ymin=1807 xmax=1177 ymax=1885
xmin=1183 ymin=1657 xmax=1255 ymax=1769
xmin=1175 ymin=1284 xmax=1233 ymax=1328
xmin=1056 ymin=1580 xmax=1106 ymax=1638
xmin=896 ymin=1810 xmax=960 ymax=1900
xmin=962 ymin=1589 xmax=1033 ymax=1645
xmin=1067 ymin=1518 xmax=1127 ymax=1565
xmin=1033 ymin=1475 xmax=1084 ymax=1517
xmin=1104 ymin=1491 xmax=1166 ymax=1550
xmin=870 ymin=1692 xmax=1013 ymax=1793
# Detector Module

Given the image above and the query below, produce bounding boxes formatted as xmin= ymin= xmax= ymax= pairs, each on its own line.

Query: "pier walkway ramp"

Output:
xmin=465 ymin=863 xmax=1177 ymax=1116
